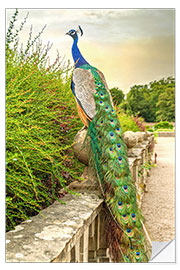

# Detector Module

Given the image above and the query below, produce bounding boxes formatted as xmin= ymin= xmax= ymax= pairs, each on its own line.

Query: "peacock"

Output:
xmin=66 ymin=26 xmax=151 ymax=263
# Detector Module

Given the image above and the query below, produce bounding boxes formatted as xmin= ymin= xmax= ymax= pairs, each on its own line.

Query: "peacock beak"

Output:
xmin=66 ymin=31 xmax=70 ymax=35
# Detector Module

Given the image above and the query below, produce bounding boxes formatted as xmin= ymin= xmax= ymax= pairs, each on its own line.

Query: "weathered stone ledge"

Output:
xmin=6 ymin=193 xmax=103 ymax=262
xmin=6 ymin=130 xmax=154 ymax=262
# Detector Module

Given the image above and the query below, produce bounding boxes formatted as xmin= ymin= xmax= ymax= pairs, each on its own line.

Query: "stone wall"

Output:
xmin=6 ymin=130 xmax=154 ymax=263
xmin=6 ymin=193 xmax=104 ymax=262
xmin=73 ymin=128 xmax=154 ymax=208
xmin=158 ymin=131 xmax=175 ymax=137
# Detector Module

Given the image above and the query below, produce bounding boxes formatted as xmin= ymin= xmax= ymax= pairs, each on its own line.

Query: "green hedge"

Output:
xmin=153 ymin=121 xmax=174 ymax=130
xmin=6 ymin=10 xmax=84 ymax=231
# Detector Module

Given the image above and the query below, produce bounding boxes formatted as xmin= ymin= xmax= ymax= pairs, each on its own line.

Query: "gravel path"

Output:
xmin=141 ymin=137 xmax=175 ymax=241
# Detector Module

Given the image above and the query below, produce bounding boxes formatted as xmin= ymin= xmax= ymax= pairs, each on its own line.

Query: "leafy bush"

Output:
xmin=6 ymin=10 xmax=84 ymax=231
xmin=146 ymin=128 xmax=154 ymax=132
xmin=132 ymin=115 xmax=146 ymax=132
xmin=116 ymin=109 xmax=141 ymax=132
xmin=153 ymin=121 xmax=174 ymax=130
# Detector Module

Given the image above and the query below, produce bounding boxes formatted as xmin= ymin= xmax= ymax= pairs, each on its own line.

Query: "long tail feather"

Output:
xmin=80 ymin=64 xmax=151 ymax=262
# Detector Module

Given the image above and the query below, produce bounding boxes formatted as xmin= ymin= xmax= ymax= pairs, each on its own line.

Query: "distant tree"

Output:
xmin=126 ymin=84 xmax=156 ymax=122
xmin=126 ymin=77 xmax=175 ymax=122
xmin=110 ymin=87 xmax=125 ymax=106
xmin=156 ymin=87 xmax=175 ymax=122
xmin=119 ymin=100 xmax=132 ymax=114
xmin=148 ymin=77 xmax=175 ymax=121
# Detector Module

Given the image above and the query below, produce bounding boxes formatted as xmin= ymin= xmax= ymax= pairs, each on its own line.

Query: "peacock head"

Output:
xmin=66 ymin=25 xmax=83 ymax=40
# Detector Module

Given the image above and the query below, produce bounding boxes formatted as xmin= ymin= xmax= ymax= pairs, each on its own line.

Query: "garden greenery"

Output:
xmin=116 ymin=109 xmax=141 ymax=132
xmin=6 ymin=10 xmax=84 ymax=231
xmin=6 ymin=9 xmax=174 ymax=232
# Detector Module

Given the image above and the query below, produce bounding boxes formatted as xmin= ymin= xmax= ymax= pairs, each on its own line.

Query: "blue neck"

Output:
xmin=72 ymin=38 xmax=89 ymax=68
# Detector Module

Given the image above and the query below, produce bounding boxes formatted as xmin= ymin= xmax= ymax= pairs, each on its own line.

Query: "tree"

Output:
xmin=126 ymin=77 xmax=175 ymax=122
xmin=110 ymin=87 xmax=125 ymax=106
xmin=126 ymin=84 xmax=156 ymax=122
xmin=156 ymin=87 xmax=175 ymax=122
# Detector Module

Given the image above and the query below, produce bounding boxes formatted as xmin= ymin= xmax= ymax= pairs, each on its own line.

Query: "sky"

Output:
xmin=6 ymin=8 xmax=175 ymax=94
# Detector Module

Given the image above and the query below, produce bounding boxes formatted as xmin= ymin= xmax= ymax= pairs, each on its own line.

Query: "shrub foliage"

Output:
xmin=6 ymin=10 xmax=84 ymax=231
xmin=116 ymin=109 xmax=141 ymax=132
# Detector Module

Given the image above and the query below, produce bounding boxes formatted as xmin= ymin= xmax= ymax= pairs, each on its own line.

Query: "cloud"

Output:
xmin=82 ymin=34 xmax=174 ymax=92
xmin=6 ymin=8 xmax=175 ymax=93
xmin=6 ymin=8 xmax=175 ymax=46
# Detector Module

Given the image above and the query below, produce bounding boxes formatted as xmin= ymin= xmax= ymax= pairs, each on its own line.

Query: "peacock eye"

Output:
xmin=136 ymin=252 xmax=140 ymax=256
xmin=110 ymin=132 xmax=114 ymax=137
xmin=131 ymin=213 xmax=136 ymax=218
xmin=117 ymin=143 xmax=121 ymax=148
xmin=109 ymin=147 xmax=113 ymax=151
xmin=123 ymin=214 xmax=127 ymax=217
xmin=100 ymin=120 xmax=103 ymax=124
xmin=99 ymin=101 xmax=103 ymax=104
xmin=118 ymin=156 xmax=122 ymax=161
xmin=123 ymin=185 xmax=128 ymax=190
xmin=116 ymin=128 xmax=120 ymax=131
xmin=127 ymin=228 xmax=131 ymax=233
xmin=118 ymin=201 xmax=122 ymax=206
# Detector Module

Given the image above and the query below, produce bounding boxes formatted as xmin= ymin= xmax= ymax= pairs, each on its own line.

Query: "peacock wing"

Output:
xmin=72 ymin=67 xmax=96 ymax=120
xmin=72 ymin=66 xmax=114 ymax=121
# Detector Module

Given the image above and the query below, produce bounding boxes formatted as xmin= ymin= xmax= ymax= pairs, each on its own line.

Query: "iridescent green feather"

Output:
xmin=80 ymin=64 xmax=149 ymax=262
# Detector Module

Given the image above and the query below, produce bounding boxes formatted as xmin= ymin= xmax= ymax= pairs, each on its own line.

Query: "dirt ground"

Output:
xmin=141 ymin=137 xmax=175 ymax=241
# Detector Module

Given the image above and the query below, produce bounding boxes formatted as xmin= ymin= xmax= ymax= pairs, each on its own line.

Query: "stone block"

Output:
xmin=6 ymin=193 xmax=103 ymax=262
xmin=122 ymin=131 xmax=138 ymax=148
xmin=73 ymin=127 xmax=89 ymax=165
